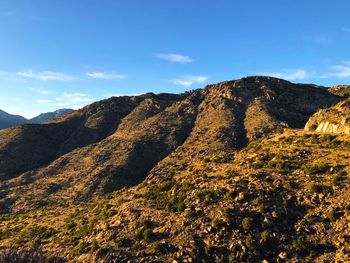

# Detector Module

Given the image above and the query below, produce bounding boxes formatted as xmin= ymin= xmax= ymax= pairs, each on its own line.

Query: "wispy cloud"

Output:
xmin=36 ymin=93 xmax=94 ymax=109
xmin=29 ymin=87 xmax=52 ymax=95
xmin=257 ymin=69 xmax=311 ymax=81
xmin=173 ymin=75 xmax=208 ymax=86
xmin=62 ymin=93 xmax=92 ymax=103
xmin=329 ymin=62 xmax=350 ymax=78
xmin=36 ymin=99 xmax=53 ymax=104
xmin=17 ymin=70 xmax=74 ymax=81
xmin=156 ymin=53 xmax=193 ymax=64
xmin=342 ymin=27 xmax=350 ymax=33
xmin=103 ymin=93 xmax=142 ymax=98
xmin=86 ymin=71 xmax=126 ymax=80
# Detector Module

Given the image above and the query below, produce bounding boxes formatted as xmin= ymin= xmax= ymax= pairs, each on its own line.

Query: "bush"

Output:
xmin=332 ymin=171 xmax=346 ymax=184
xmin=260 ymin=230 xmax=271 ymax=244
xmin=143 ymin=228 xmax=154 ymax=242
xmin=134 ymin=220 xmax=154 ymax=242
xmin=332 ymin=174 xmax=343 ymax=184
xmin=327 ymin=209 xmax=336 ymax=222
xmin=143 ymin=181 xmax=191 ymax=212
xmin=292 ymin=237 xmax=307 ymax=252
xmin=245 ymin=234 xmax=254 ymax=250
xmin=306 ymin=182 xmax=321 ymax=193
xmin=345 ymin=204 xmax=350 ymax=214
xmin=302 ymin=165 xmax=329 ymax=175
xmin=15 ymin=226 xmax=56 ymax=245
xmin=241 ymin=217 xmax=253 ymax=231
xmin=275 ymin=127 xmax=284 ymax=134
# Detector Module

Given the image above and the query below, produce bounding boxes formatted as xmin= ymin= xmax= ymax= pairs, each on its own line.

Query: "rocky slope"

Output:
xmin=0 ymin=77 xmax=340 ymax=204
xmin=0 ymin=76 xmax=348 ymax=262
xmin=329 ymin=85 xmax=350 ymax=97
xmin=305 ymin=99 xmax=350 ymax=134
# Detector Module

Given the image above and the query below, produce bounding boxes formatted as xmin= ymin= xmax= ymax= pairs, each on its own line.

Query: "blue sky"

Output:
xmin=0 ymin=0 xmax=349 ymax=118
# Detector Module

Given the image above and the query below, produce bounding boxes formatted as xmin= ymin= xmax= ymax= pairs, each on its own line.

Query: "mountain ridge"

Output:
xmin=0 ymin=109 xmax=28 ymax=129
xmin=0 ymin=76 xmax=341 ymax=202
xmin=0 ymin=76 xmax=349 ymax=262
xmin=0 ymin=108 xmax=74 ymax=130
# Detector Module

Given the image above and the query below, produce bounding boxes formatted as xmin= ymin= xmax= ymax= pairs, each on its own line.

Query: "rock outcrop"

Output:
xmin=329 ymin=85 xmax=350 ymax=97
xmin=305 ymin=99 xmax=350 ymax=134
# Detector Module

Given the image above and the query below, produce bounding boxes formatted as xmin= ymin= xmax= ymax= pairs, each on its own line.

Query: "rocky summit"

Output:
xmin=0 ymin=76 xmax=349 ymax=262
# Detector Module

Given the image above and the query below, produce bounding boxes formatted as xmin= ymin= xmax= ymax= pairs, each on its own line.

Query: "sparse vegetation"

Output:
xmin=0 ymin=78 xmax=348 ymax=262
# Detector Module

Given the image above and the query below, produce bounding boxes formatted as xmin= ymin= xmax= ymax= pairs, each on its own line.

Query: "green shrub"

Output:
xmin=0 ymin=227 xmax=12 ymax=240
xmin=260 ymin=230 xmax=271 ymax=244
xmin=76 ymin=241 xmax=88 ymax=255
xmin=275 ymin=127 xmax=284 ymax=134
xmin=327 ymin=209 xmax=336 ymax=222
xmin=225 ymin=190 xmax=236 ymax=199
xmin=302 ymin=165 xmax=329 ymax=175
xmin=245 ymin=234 xmax=254 ymax=250
xmin=134 ymin=219 xmax=154 ymax=242
xmin=143 ymin=228 xmax=154 ymax=242
xmin=15 ymin=225 xmax=57 ymax=244
xmin=332 ymin=174 xmax=343 ymax=184
xmin=258 ymin=204 xmax=268 ymax=213
xmin=306 ymin=182 xmax=321 ymax=193
xmin=241 ymin=217 xmax=253 ymax=230
xmin=90 ymin=241 xmax=99 ymax=252
xmin=292 ymin=237 xmax=307 ymax=252
xmin=143 ymin=181 xmax=191 ymax=212
xmin=345 ymin=204 xmax=350 ymax=214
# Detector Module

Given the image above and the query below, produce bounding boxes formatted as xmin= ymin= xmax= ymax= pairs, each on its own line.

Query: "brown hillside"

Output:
xmin=0 ymin=77 xmax=341 ymax=212
xmin=0 ymin=77 xmax=348 ymax=262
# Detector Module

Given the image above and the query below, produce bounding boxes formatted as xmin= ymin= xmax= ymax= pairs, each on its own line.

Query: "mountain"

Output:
xmin=0 ymin=109 xmax=28 ymax=129
xmin=0 ymin=77 xmax=349 ymax=262
xmin=0 ymin=109 xmax=73 ymax=130
xmin=29 ymin=109 xmax=74 ymax=124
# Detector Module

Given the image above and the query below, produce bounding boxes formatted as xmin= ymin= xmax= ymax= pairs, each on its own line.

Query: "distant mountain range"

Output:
xmin=0 ymin=108 xmax=73 ymax=129
xmin=29 ymin=109 xmax=74 ymax=124
xmin=0 ymin=110 xmax=28 ymax=129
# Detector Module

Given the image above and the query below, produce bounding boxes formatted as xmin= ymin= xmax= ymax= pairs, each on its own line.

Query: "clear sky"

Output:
xmin=0 ymin=0 xmax=349 ymax=118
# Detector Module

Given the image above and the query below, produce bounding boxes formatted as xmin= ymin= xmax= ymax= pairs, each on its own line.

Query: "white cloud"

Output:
xmin=156 ymin=53 xmax=193 ymax=64
xmin=29 ymin=87 xmax=52 ymax=95
xmin=330 ymin=62 xmax=350 ymax=77
xmin=36 ymin=93 xmax=94 ymax=109
xmin=173 ymin=75 xmax=208 ymax=86
xmin=63 ymin=93 xmax=92 ymax=103
xmin=36 ymin=99 xmax=53 ymax=104
xmin=257 ymin=70 xmax=311 ymax=81
xmin=16 ymin=70 xmax=74 ymax=81
xmin=86 ymin=72 xmax=126 ymax=80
